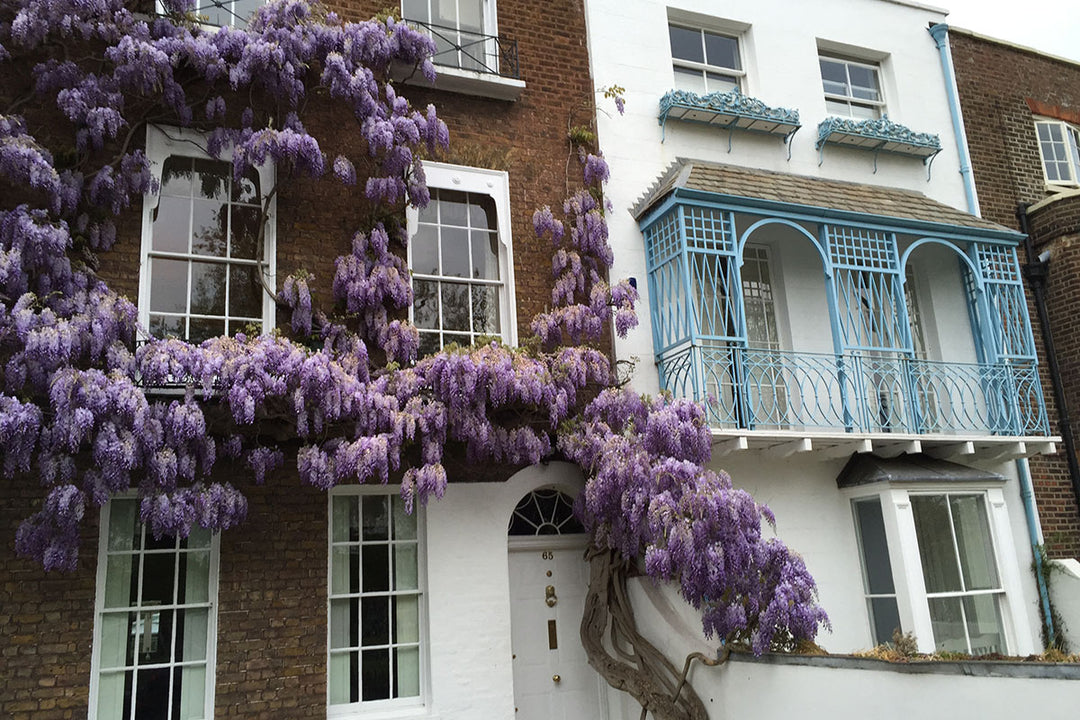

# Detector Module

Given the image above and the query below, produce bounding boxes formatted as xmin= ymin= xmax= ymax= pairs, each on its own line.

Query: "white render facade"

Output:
xmin=579 ymin=0 xmax=1065 ymax=705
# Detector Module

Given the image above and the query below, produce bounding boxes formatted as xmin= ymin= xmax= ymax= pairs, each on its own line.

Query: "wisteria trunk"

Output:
xmin=580 ymin=548 xmax=715 ymax=720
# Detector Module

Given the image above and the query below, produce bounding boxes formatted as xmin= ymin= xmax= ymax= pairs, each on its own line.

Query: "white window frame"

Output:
xmin=327 ymin=486 xmax=430 ymax=719
xmin=1034 ymin=118 xmax=1080 ymax=188
xmin=138 ymin=125 xmax=276 ymax=342
xmin=668 ymin=22 xmax=746 ymax=94
xmin=407 ymin=162 xmax=517 ymax=352
xmin=88 ymin=498 xmax=221 ymax=720
xmin=846 ymin=483 xmax=1034 ymax=655
xmin=819 ymin=54 xmax=885 ymax=119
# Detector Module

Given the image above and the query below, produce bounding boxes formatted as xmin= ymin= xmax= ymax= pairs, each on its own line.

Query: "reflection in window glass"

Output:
xmin=148 ymin=156 xmax=265 ymax=343
xmin=410 ymin=188 xmax=503 ymax=355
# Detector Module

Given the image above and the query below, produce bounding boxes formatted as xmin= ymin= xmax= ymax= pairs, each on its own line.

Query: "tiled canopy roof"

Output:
xmin=631 ymin=159 xmax=1014 ymax=235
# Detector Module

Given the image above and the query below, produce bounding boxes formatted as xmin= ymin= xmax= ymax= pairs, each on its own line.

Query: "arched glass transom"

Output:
xmin=508 ymin=489 xmax=585 ymax=536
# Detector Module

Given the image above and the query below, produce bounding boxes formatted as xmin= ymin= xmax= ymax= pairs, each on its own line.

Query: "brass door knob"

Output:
xmin=545 ymin=585 xmax=558 ymax=607
xmin=552 ymin=674 xmax=561 ymax=683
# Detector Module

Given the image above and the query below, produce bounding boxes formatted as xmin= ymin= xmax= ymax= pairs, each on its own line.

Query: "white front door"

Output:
xmin=509 ymin=538 xmax=604 ymax=720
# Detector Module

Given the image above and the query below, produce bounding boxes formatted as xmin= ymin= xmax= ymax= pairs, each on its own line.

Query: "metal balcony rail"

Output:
xmin=404 ymin=19 xmax=520 ymax=79
xmin=657 ymin=344 xmax=1049 ymax=436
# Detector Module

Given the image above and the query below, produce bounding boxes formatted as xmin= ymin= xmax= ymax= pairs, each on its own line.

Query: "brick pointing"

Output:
xmin=0 ymin=0 xmax=598 ymax=717
xmin=951 ymin=30 xmax=1080 ymax=558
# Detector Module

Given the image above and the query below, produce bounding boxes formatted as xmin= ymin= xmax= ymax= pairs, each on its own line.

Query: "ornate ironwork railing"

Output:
xmin=657 ymin=344 xmax=1049 ymax=436
xmin=405 ymin=19 xmax=520 ymax=79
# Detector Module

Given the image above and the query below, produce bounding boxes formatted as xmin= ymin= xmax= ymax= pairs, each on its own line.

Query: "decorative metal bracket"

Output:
xmin=815 ymin=115 xmax=942 ymax=180
xmin=658 ymin=88 xmax=801 ymax=160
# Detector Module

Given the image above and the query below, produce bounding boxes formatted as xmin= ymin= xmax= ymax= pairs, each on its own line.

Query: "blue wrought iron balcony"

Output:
xmin=405 ymin=19 xmax=520 ymax=80
xmin=658 ymin=344 xmax=1047 ymax=436
xmin=635 ymin=161 xmax=1054 ymax=446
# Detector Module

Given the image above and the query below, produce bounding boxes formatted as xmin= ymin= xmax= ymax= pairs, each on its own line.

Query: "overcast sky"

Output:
xmin=941 ymin=0 xmax=1080 ymax=62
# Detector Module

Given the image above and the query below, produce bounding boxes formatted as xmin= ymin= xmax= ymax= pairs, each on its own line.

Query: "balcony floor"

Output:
xmin=710 ymin=428 xmax=1059 ymax=462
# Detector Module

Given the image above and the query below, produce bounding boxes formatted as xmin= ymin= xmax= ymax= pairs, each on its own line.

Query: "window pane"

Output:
xmin=192 ymin=159 xmax=228 ymax=201
xmin=98 ymin=612 xmax=133 ymax=669
xmin=329 ymin=598 xmax=354 ymax=649
xmin=189 ymin=262 xmax=227 ymax=316
xmin=133 ymin=667 xmax=171 ymax=718
xmin=438 ymin=190 xmax=469 ymax=226
xmin=704 ymin=32 xmax=739 ymax=70
xmin=150 ymin=258 xmax=189 ymax=314
xmin=412 ymin=225 xmax=439 ymax=276
xmin=820 ymin=58 xmax=848 ymax=90
xmin=188 ymin=318 xmax=225 ymax=344
xmin=328 ymin=651 xmax=355 ymax=704
xmin=394 ymin=544 xmax=418 ymax=591
xmin=182 ymin=551 xmax=210 ymax=604
xmin=362 ymin=544 xmax=390 ymax=592
xmin=928 ymin=596 xmax=967 ymax=653
xmin=471 ymin=285 xmax=500 ymax=334
xmin=440 ymin=226 xmax=469 ymax=278
xmin=469 ymin=195 xmax=495 ymax=230
xmin=418 ymin=331 xmax=440 ymax=357
xmin=441 ymin=282 xmax=471 ymax=331
xmin=458 ymin=0 xmax=482 ymax=32
xmin=848 ymin=65 xmax=879 ymax=98
xmin=394 ymin=595 xmax=420 ymax=643
xmin=331 ymin=546 xmax=352 ymax=595
xmin=854 ymin=499 xmax=895 ymax=594
xmin=142 ymin=553 xmax=177 ymax=605
xmin=395 ymin=647 xmax=421 ymax=698
xmin=470 ymin=230 xmax=499 ymax=280
xmin=392 ymin=497 xmax=416 ymax=540
xmin=160 ymin=157 xmax=193 ymax=197
xmin=964 ymin=594 xmax=1005 ymax=655
xmin=950 ymin=495 xmax=999 ymax=591
xmin=152 ymin=195 xmax=192 ymax=254
xmin=149 ymin=314 xmax=185 ymax=339
xmin=231 ymin=167 xmax=260 ymax=204
xmin=96 ymin=671 xmax=129 ymax=720
xmin=136 ymin=609 xmax=174 ymax=665
xmin=413 ymin=279 xmax=439 ymax=330
xmin=179 ymin=607 xmax=208 ymax=662
xmin=362 ymin=496 xmax=390 ymax=541
xmin=849 ymin=102 xmax=879 ymax=120
xmin=191 ymin=199 xmax=227 ymax=257
xmin=186 ymin=526 xmax=211 ymax=550
xmin=912 ymin=495 xmax=962 ymax=593
xmin=333 ymin=496 xmax=358 ymax=543
xmin=178 ymin=665 xmax=206 ymax=720
xmin=868 ymin=596 xmax=901 ymax=647
xmin=669 ymin=26 xmax=704 ymax=63
xmin=705 ymin=72 xmax=739 ymax=94
xmin=108 ymin=501 xmax=139 ymax=551
xmin=361 ymin=596 xmax=389 ymax=646
xmin=673 ymin=67 xmax=707 ymax=94
xmin=228 ymin=264 xmax=262 ymax=318
xmin=362 ymin=648 xmax=391 ymax=701
xmin=230 ymin=206 xmax=260 ymax=260
xmin=402 ymin=0 xmax=427 ymax=22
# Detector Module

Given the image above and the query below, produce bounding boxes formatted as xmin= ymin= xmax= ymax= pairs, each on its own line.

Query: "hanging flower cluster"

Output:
xmin=0 ymin=0 xmax=825 ymax=654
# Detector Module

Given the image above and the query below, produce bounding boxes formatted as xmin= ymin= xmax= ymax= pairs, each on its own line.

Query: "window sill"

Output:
xmin=328 ymin=704 xmax=438 ymax=720
xmin=398 ymin=63 xmax=525 ymax=102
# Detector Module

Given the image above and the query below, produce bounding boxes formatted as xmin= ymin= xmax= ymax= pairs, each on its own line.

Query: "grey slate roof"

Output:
xmin=631 ymin=159 xmax=1014 ymax=235
xmin=835 ymin=453 xmax=1004 ymax=489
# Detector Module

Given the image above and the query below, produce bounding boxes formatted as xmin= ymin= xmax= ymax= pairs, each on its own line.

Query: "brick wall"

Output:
xmin=950 ymin=29 xmax=1080 ymax=558
xmin=1 ymin=0 xmax=597 ymax=717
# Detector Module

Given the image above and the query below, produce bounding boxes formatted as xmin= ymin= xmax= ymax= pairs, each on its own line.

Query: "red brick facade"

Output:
xmin=950 ymin=29 xmax=1080 ymax=558
xmin=0 ymin=1 xmax=597 ymax=716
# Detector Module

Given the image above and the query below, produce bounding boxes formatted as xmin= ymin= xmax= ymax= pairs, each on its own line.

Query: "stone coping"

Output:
xmin=730 ymin=650 xmax=1080 ymax=680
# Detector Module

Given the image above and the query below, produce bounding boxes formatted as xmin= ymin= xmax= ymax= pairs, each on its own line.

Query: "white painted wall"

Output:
xmin=424 ymin=462 xmax=586 ymax=720
xmin=1050 ymin=558 xmax=1080 ymax=650
xmin=584 ymin=0 xmax=968 ymax=393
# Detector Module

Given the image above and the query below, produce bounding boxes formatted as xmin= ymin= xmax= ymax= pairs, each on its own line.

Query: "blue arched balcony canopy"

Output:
xmin=636 ymin=161 xmax=1048 ymax=437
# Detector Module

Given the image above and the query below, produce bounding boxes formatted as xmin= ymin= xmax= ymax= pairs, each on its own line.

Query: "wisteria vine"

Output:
xmin=0 ymin=0 xmax=825 ymax=664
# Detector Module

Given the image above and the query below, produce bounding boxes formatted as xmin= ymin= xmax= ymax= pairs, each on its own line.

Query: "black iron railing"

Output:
xmin=405 ymin=19 xmax=520 ymax=80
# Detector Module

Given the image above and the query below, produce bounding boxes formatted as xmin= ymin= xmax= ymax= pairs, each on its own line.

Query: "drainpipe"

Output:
xmin=1017 ymin=202 xmax=1080 ymax=647
xmin=928 ymin=24 xmax=980 ymax=215
xmin=1016 ymin=457 xmax=1056 ymax=647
